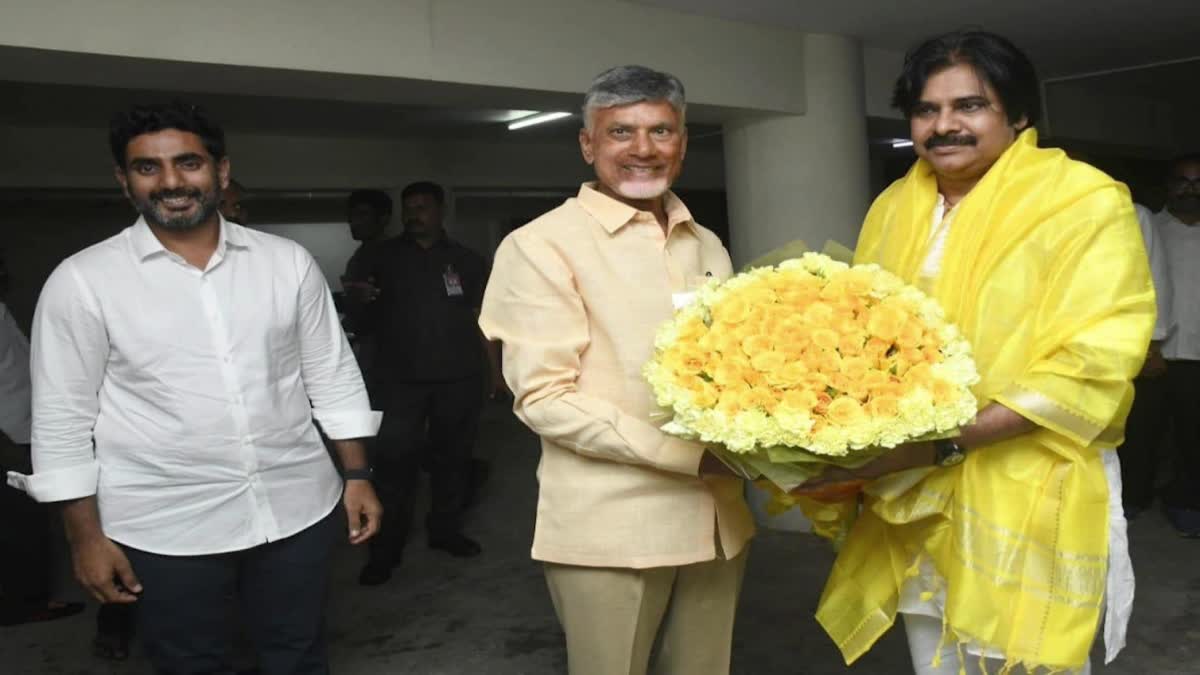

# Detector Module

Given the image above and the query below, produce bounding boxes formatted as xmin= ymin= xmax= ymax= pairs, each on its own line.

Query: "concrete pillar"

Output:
xmin=723 ymin=33 xmax=871 ymax=530
xmin=723 ymin=33 xmax=871 ymax=267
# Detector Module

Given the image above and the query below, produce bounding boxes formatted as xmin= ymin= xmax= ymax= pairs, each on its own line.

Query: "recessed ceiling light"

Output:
xmin=508 ymin=111 xmax=572 ymax=130
xmin=892 ymin=139 xmax=914 ymax=148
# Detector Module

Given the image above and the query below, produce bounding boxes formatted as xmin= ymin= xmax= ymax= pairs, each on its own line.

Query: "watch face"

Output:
xmin=937 ymin=439 xmax=966 ymax=467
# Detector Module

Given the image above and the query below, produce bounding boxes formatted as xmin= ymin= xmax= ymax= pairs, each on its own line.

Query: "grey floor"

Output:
xmin=3 ymin=402 xmax=1197 ymax=674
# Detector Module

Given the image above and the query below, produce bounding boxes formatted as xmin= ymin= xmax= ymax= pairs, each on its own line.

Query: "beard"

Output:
xmin=614 ymin=177 xmax=670 ymax=201
xmin=1168 ymin=194 xmax=1200 ymax=215
xmin=133 ymin=186 xmax=221 ymax=231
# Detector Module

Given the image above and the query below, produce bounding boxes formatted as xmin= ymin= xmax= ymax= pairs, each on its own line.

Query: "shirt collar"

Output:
xmin=130 ymin=215 xmax=249 ymax=261
xmin=576 ymin=182 xmax=695 ymax=234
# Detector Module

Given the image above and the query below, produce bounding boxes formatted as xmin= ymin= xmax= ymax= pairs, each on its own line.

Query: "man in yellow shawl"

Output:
xmin=798 ymin=30 xmax=1155 ymax=674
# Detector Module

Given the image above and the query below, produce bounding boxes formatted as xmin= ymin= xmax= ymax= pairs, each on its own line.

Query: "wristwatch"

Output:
xmin=342 ymin=467 xmax=374 ymax=482
xmin=933 ymin=438 xmax=967 ymax=468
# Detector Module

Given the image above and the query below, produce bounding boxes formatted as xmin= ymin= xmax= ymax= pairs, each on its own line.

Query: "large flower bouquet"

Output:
xmin=644 ymin=252 xmax=979 ymax=493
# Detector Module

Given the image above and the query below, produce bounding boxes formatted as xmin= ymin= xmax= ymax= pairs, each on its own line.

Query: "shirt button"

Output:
xmin=224 ymin=355 xmax=232 ymax=363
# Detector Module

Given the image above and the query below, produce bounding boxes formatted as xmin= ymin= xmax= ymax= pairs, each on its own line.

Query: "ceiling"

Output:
xmin=631 ymin=0 xmax=1200 ymax=77
xmin=0 ymin=2 xmax=1195 ymax=148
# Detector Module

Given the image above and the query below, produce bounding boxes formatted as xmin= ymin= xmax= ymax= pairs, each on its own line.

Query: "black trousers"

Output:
xmin=0 ymin=444 xmax=51 ymax=609
xmin=1119 ymin=360 xmax=1200 ymax=510
xmin=120 ymin=505 xmax=341 ymax=675
xmin=369 ymin=376 xmax=483 ymax=565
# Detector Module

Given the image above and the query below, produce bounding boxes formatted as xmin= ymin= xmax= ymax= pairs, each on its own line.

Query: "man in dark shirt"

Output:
xmin=358 ymin=181 xmax=501 ymax=586
xmin=341 ymin=189 xmax=393 ymax=376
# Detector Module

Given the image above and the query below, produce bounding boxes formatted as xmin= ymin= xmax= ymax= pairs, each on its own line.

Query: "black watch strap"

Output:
xmin=343 ymin=467 xmax=374 ymax=481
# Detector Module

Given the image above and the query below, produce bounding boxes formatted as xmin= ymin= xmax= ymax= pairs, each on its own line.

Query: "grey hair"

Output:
xmin=582 ymin=65 xmax=686 ymax=129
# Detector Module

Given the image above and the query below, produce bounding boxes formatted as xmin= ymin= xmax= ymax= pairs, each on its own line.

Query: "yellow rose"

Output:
xmin=813 ymin=391 xmax=834 ymax=416
xmin=861 ymin=370 xmax=891 ymax=392
xmin=741 ymin=334 xmax=773 ymax=358
xmin=771 ymin=361 xmax=810 ymax=388
xmin=896 ymin=320 xmax=924 ymax=349
xmin=677 ymin=317 xmax=709 ymax=342
xmin=743 ymin=369 xmax=767 ymax=388
xmin=866 ymin=394 xmax=900 ymax=419
xmin=867 ymin=304 xmax=908 ymax=341
xmin=738 ymin=387 xmax=778 ymax=413
xmin=904 ymin=361 xmax=934 ymax=385
xmin=712 ymin=362 xmax=744 ymax=387
xmin=815 ymin=350 xmax=843 ymax=375
xmin=751 ymin=350 xmax=787 ymax=373
xmin=826 ymin=397 xmax=867 ymax=426
xmin=803 ymin=302 xmax=835 ymax=326
xmin=811 ymin=329 xmax=839 ymax=351
xmin=693 ymin=382 xmax=720 ymax=408
xmin=864 ymin=337 xmax=892 ymax=359
xmin=713 ymin=297 xmax=751 ymax=324
xmin=840 ymin=356 xmax=871 ymax=380
xmin=781 ymin=389 xmax=820 ymax=412
xmin=716 ymin=391 xmax=742 ymax=417
xmin=901 ymin=347 xmax=925 ymax=366
xmin=930 ymin=377 xmax=958 ymax=405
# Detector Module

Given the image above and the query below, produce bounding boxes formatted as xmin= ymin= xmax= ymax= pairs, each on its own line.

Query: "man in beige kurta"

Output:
xmin=480 ymin=65 xmax=755 ymax=675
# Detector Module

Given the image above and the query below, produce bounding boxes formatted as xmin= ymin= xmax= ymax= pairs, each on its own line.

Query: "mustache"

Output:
xmin=925 ymin=134 xmax=977 ymax=150
xmin=150 ymin=188 xmax=203 ymax=202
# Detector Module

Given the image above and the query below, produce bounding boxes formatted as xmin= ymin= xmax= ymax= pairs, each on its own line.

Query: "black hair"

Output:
xmin=891 ymin=30 xmax=1040 ymax=128
xmin=347 ymin=189 xmax=393 ymax=214
xmin=108 ymin=101 xmax=226 ymax=168
xmin=401 ymin=181 xmax=445 ymax=206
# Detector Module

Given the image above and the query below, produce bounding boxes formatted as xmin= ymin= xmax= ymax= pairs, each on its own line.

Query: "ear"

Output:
xmin=1013 ymin=114 xmax=1030 ymax=132
xmin=579 ymin=127 xmax=595 ymax=165
xmin=679 ymin=124 xmax=689 ymax=163
xmin=217 ymin=156 xmax=231 ymax=190
xmin=114 ymin=166 xmax=132 ymax=200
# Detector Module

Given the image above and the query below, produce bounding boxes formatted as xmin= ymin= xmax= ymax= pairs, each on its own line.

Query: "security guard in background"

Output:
xmin=355 ymin=181 xmax=503 ymax=586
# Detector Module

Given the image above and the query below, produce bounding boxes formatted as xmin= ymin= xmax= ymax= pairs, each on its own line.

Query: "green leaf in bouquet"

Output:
xmin=820 ymin=240 xmax=856 ymax=264
xmin=740 ymin=239 xmax=810 ymax=272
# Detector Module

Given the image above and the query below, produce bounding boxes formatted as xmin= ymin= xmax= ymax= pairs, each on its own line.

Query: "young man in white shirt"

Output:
xmin=6 ymin=101 xmax=383 ymax=673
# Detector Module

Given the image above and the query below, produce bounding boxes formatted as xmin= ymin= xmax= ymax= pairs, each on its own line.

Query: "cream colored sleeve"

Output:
xmin=479 ymin=232 xmax=703 ymax=475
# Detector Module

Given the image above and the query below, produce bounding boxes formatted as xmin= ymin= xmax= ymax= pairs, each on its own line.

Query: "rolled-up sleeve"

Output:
xmin=294 ymin=248 xmax=381 ymax=439
xmin=479 ymin=232 xmax=703 ymax=475
xmin=16 ymin=260 xmax=106 ymax=502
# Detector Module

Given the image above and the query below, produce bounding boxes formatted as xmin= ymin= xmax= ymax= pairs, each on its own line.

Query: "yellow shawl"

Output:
xmin=815 ymin=130 xmax=1155 ymax=671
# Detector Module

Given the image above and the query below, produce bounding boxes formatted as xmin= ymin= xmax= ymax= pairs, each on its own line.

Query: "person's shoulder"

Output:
xmin=234 ymin=223 xmax=305 ymax=255
xmin=64 ymin=226 xmax=135 ymax=270
xmin=687 ymin=220 xmax=725 ymax=248
xmin=510 ymin=198 xmax=590 ymax=243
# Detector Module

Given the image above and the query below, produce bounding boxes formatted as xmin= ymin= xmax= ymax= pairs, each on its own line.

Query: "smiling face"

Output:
xmin=115 ymin=128 xmax=228 ymax=231
xmin=579 ymin=99 xmax=687 ymax=211
xmin=909 ymin=63 xmax=1027 ymax=189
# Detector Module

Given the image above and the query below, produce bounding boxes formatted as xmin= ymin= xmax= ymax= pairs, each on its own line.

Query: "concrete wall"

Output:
xmin=0 ymin=125 xmax=727 ymax=191
xmin=863 ymin=47 xmax=904 ymax=120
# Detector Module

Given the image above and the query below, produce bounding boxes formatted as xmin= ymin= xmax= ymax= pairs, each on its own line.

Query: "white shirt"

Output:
xmin=1157 ymin=209 xmax=1200 ymax=360
xmin=5 ymin=218 xmax=380 ymax=555
xmin=0 ymin=302 xmax=32 ymax=445
xmin=1133 ymin=204 xmax=1174 ymax=342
